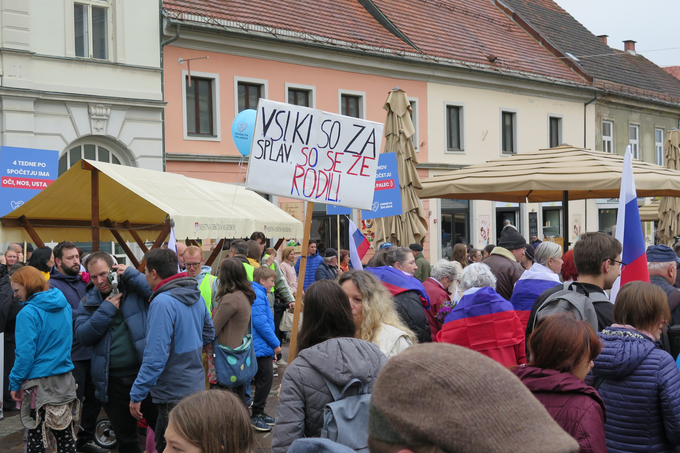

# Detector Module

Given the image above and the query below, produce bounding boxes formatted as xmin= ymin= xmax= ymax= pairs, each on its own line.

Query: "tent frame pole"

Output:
xmin=125 ymin=221 xmax=149 ymax=253
xmin=91 ymin=168 xmax=100 ymax=252
xmin=104 ymin=219 xmax=140 ymax=268
xmin=18 ymin=216 xmax=45 ymax=248
xmin=136 ymin=220 xmax=172 ymax=272
xmin=288 ymin=202 xmax=314 ymax=363
xmin=563 ymin=190 xmax=570 ymax=252
xmin=205 ymin=239 xmax=225 ymax=267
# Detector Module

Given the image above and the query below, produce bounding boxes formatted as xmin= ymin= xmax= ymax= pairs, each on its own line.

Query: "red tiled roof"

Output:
xmin=665 ymin=66 xmax=680 ymax=80
xmin=163 ymin=0 xmax=416 ymax=55
xmin=162 ymin=0 xmax=587 ymax=85
xmin=501 ymin=0 xmax=680 ymax=102
xmin=371 ymin=0 xmax=585 ymax=84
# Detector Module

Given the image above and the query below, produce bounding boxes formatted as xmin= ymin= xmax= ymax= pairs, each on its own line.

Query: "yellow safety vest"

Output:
xmin=199 ymin=274 xmax=218 ymax=315
xmin=243 ymin=262 xmax=254 ymax=281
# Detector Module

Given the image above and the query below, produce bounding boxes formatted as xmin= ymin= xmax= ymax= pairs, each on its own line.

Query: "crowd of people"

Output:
xmin=2 ymin=225 xmax=680 ymax=453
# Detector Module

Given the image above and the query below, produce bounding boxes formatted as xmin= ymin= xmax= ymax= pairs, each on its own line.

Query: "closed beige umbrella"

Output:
xmin=639 ymin=200 xmax=660 ymax=222
xmin=374 ymin=88 xmax=428 ymax=247
xmin=658 ymin=130 xmax=680 ymax=245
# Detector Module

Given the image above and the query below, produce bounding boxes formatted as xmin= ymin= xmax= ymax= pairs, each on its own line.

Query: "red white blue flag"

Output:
xmin=611 ymin=145 xmax=650 ymax=301
xmin=349 ymin=220 xmax=369 ymax=271
xmin=509 ymin=263 xmax=561 ymax=330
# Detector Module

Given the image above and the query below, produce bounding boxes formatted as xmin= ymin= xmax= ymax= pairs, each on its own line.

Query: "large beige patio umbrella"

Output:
xmin=657 ymin=130 xmax=680 ymax=245
xmin=420 ymin=145 xmax=680 ymax=250
xmin=374 ymin=88 xmax=428 ymax=247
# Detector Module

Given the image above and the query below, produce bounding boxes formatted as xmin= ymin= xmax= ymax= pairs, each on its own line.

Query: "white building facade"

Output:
xmin=0 ymin=0 xmax=164 ymax=173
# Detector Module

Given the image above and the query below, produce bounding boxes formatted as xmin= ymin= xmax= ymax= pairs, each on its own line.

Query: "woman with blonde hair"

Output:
xmin=166 ymin=389 xmax=254 ymax=453
xmin=280 ymin=247 xmax=298 ymax=296
xmin=339 ymin=270 xmax=415 ymax=358
xmin=450 ymin=243 xmax=468 ymax=298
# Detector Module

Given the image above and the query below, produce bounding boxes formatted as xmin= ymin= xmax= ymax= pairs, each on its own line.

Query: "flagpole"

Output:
xmin=288 ymin=202 xmax=314 ymax=363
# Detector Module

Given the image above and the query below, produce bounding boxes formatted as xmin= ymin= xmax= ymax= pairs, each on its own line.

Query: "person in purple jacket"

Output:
xmin=513 ymin=313 xmax=606 ymax=453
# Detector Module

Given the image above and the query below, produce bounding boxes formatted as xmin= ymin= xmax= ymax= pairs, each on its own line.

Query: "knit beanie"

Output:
xmin=498 ymin=225 xmax=529 ymax=251
xmin=368 ymin=343 xmax=579 ymax=453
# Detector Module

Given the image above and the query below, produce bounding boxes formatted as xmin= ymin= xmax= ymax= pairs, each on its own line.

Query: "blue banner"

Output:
xmin=0 ymin=146 xmax=59 ymax=217
xmin=361 ymin=153 xmax=403 ymax=220
xmin=326 ymin=204 xmax=352 ymax=215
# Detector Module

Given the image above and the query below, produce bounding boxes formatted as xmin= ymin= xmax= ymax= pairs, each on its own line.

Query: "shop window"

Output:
xmin=441 ymin=199 xmax=469 ymax=259
xmin=598 ymin=208 xmax=618 ymax=235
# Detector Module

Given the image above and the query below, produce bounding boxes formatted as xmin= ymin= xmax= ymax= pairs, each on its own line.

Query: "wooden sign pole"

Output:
xmin=288 ymin=201 xmax=314 ymax=363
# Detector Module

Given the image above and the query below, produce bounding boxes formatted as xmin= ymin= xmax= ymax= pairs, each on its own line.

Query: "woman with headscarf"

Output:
xmin=339 ymin=270 xmax=415 ymax=358
xmin=366 ymin=247 xmax=432 ymax=343
xmin=436 ymin=263 xmax=526 ymax=367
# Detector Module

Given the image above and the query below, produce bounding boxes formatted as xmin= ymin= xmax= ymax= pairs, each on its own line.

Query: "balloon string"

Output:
xmin=232 ymin=156 xmax=244 ymax=205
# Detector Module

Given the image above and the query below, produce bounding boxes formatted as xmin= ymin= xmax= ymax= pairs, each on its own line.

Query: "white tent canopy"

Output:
xmin=0 ymin=159 xmax=303 ymax=244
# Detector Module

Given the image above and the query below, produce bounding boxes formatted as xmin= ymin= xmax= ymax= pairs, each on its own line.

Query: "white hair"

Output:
xmin=534 ymin=242 xmax=562 ymax=266
xmin=459 ymin=263 xmax=497 ymax=291
xmin=431 ymin=259 xmax=458 ymax=282
xmin=648 ymin=261 xmax=674 ymax=272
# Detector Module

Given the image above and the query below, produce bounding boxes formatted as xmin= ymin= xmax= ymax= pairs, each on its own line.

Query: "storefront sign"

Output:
xmin=0 ymin=146 xmax=59 ymax=217
xmin=280 ymin=202 xmax=304 ymax=222
xmin=360 ymin=153 xmax=403 ymax=220
xmin=246 ymin=100 xmax=383 ymax=210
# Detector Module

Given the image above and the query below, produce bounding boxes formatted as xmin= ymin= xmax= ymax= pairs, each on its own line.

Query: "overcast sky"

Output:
xmin=552 ymin=0 xmax=679 ymax=67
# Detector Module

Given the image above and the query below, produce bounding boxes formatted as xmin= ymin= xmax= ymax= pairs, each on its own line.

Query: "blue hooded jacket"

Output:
xmin=10 ymin=288 xmax=74 ymax=391
xmin=252 ymin=281 xmax=280 ymax=358
xmin=50 ymin=266 xmax=90 ymax=362
xmin=295 ymin=251 xmax=323 ymax=291
xmin=75 ymin=267 xmax=152 ymax=403
xmin=591 ymin=326 xmax=680 ymax=453
xmin=130 ymin=274 xmax=214 ymax=404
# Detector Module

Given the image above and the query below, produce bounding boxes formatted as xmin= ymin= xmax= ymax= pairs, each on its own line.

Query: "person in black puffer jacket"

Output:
xmin=366 ymin=247 xmax=432 ymax=343
xmin=0 ymin=263 xmax=21 ymax=410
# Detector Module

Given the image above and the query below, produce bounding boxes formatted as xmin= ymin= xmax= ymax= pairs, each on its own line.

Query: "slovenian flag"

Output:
xmin=436 ymin=287 xmax=525 ymax=367
xmin=611 ymin=145 xmax=649 ymax=301
xmin=509 ymin=263 xmax=561 ymax=330
xmin=349 ymin=220 xmax=369 ymax=271
xmin=366 ymin=266 xmax=430 ymax=309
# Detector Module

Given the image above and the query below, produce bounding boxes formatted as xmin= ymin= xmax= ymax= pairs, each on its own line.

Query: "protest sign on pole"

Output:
xmin=245 ymin=100 xmax=384 ymax=211
xmin=0 ymin=146 xmax=59 ymax=217
xmin=360 ymin=152 xmax=403 ymax=220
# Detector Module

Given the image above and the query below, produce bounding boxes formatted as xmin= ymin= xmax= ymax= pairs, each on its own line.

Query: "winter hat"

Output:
xmin=498 ymin=225 xmax=529 ymax=251
xmin=368 ymin=343 xmax=579 ymax=453
xmin=409 ymin=243 xmax=423 ymax=252
xmin=525 ymin=243 xmax=535 ymax=261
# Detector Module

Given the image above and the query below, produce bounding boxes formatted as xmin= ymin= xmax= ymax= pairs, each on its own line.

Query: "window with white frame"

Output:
xmin=409 ymin=99 xmax=418 ymax=150
xmin=74 ymin=1 xmax=109 ymax=60
xmin=288 ymin=88 xmax=311 ymax=107
xmin=238 ymin=82 xmax=262 ymax=112
xmin=655 ymin=128 xmax=665 ymax=166
xmin=501 ymin=111 xmax=517 ymax=154
xmin=186 ymin=76 xmax=215 ymax=136
xmin=549 ymin=116 xmax=562 ymax=148
xmin=59 ymin=143 xmax=125 ymax=176
xmin=341 ymin=94 xmax=362 ymax=118
xmin=602 ymin=120 xmax=613 ymax=153
xmin=446 ymin=105 xmax=464 ymax=152
xmin=629 ymin=124 xmax=640 ymax=159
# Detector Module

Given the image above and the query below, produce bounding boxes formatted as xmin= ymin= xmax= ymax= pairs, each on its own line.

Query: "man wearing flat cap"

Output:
xmin=315 ymin=248 xmax=339 ymax=281
xmin=409 ymin=243 xmax=430 ymax=283
xmin=482 ymin=225 xmax=526 ymax=300
xmin=647 ymin=245 xmax=680 ymax=327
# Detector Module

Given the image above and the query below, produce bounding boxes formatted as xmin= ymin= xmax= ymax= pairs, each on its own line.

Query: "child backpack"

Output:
xmin=533 ymin=282 xmax=604 ymax=331
xmin=320 ymin=377 xmax=371 ymax=453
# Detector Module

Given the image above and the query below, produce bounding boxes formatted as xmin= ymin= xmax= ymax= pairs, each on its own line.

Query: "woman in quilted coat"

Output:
xmin=271 ymin=280 xmax=386 ymax=453
xmin=591 ymin=281 xmax=680 ymax=453
xmin=513 ymin=313 xmax=606 ymax=453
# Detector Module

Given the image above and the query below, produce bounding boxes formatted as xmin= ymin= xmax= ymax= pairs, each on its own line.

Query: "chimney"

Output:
xmin=597 ymin=35 xmax=608 ymax=45
xmin=623 ymin=40 xmax=636 ymax=52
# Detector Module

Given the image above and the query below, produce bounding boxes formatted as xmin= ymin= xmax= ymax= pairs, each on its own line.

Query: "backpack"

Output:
xmin=533 ymin=282 xmax=606 ymax=331
xmin=320 ymin=377 xmax=371 ymax=453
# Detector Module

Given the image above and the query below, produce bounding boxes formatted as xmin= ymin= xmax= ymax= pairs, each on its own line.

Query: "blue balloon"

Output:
xmin=231 ymin=109 xmax=257 ymax=157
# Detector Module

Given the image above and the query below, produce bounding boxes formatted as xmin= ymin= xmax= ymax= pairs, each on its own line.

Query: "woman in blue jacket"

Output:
xmin=591 ymin=281 xmax=680 ymax=453
xmin=10 ymin=266 xmax=77 ymax=453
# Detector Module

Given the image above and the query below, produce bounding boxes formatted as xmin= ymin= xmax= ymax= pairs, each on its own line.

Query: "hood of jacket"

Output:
xmin=252 ymin=281 xmax=267 ymax=299
xmin=513 ymin=366 xmax=604 ymax=406
xmin=297 ymin=337 xmax=386 ymax=388
xmin=49 ymin=266 xmax=82 ymax=284
xmin=592 ymin=326 xmax=657 ymax=380
xmin=489 ymin=246 xmax=517 ymax=262
xmin=194 ymin=265 xmax=214 ymax=285
xmin=150 ymin=274 xmax=202 ymax=306
xmin=24 ymin=287 xmax=69 ymax=312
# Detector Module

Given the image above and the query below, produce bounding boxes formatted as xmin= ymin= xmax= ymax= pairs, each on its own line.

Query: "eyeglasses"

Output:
xmin=185 ymin=262 xmax=202 ymax=268
xmin=608 ymin=259 xmax=627 ymax=270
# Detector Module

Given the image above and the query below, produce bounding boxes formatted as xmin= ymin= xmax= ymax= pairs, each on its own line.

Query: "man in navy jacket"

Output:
xmin=50 ymin=242 xmax=107 ymax=453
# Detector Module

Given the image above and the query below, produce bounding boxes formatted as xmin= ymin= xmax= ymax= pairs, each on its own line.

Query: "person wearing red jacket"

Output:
xmin=513 ymin=313 xmax=606 ymax=453
xmin=422 ymin=260 xmax=456 ymax=339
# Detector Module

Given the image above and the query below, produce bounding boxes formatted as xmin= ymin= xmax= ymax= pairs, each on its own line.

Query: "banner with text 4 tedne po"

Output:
xmin=245 ymin=100 xmax=384 ymax=211
xmin=0 ymin=146 xmax=59 ymax=218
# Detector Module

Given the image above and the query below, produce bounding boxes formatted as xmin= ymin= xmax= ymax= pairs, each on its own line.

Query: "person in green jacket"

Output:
xmin=410 ymin=243 xmax=431 ymax=283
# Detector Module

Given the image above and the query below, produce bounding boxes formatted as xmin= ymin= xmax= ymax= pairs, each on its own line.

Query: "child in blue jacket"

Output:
xmin=251 ymin=266 xmax=281 ymax=432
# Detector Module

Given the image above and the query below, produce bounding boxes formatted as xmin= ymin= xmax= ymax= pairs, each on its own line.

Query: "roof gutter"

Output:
xmin=584 ymin=94 xmax=597 ymax=148
xmin=159 ymin=17 xmax=181 ymax=172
